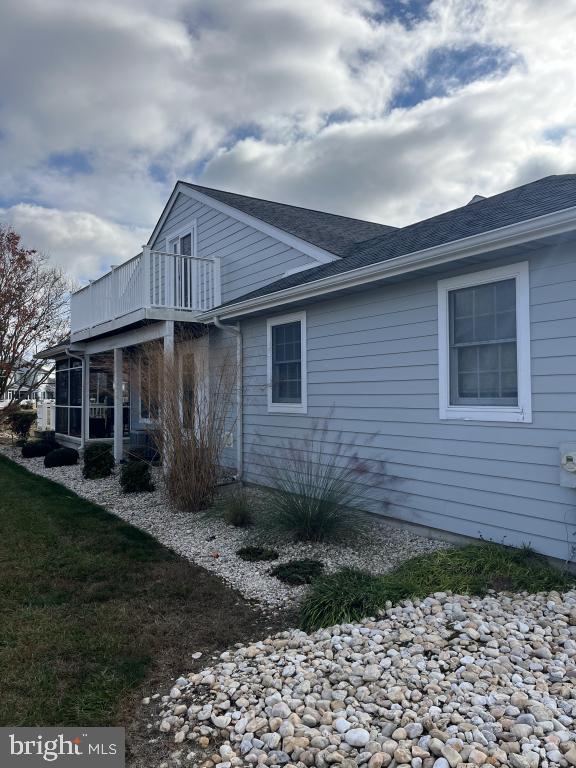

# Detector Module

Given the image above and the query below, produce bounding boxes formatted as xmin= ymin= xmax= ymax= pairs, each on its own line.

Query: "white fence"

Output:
xmin=37 ymin=401 xmax=55 ymax=431
xmin=70 ymin=248 xmax=220 ymax=334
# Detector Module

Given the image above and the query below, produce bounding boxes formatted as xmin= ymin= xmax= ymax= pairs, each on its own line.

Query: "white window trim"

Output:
xmin=438 ymin=261 xmax=532 ymax=423
xmin=267 ymin=311 xmax=308 ymax=414
xmin=166 ymin=220 xmax=198 ymax=257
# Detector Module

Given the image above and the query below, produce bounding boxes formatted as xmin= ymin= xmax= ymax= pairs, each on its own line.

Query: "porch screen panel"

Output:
xmin=55 ymin=359 xmax=82 ymax=437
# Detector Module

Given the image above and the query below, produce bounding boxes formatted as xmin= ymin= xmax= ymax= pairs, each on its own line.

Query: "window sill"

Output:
xmin=440 ymin=406 xmax=532 ymax=423
xmin=267 ymin=402 xmax=307 ymax=415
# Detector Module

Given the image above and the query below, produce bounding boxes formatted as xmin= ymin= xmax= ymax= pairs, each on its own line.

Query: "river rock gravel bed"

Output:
xmin=0 ymin=445 xmax=444 ymax=609
xmin=151 ymin=590 xmax=576 ymax=768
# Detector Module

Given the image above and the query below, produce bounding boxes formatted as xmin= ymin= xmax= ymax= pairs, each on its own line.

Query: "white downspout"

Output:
xmin=212 ymin=316 xmax=243 ymax=482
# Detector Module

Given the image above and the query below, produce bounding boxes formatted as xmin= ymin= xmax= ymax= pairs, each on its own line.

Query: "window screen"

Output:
xmin=271 ymin=321 xmax=302 ymax=404
xmin=449 ymin=278 xmax=517 ymax=405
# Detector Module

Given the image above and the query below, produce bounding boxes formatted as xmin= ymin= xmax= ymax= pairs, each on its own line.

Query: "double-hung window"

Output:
xmin=438 ymin=262 xmax=532 ymax=422
xmin=267 ymin=312 xmax=307 ymax=413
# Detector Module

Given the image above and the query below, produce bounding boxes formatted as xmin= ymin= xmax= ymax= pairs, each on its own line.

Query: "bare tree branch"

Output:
xmin=0 ymin=225 xmax=71 ymax=417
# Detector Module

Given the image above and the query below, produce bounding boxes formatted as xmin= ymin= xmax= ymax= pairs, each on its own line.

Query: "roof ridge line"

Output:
xmin=180 ymin=181 xmax=396 ymax=229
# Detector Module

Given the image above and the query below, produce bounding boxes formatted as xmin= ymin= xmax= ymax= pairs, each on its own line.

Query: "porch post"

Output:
xmin=83 ymin=354 xmax=90 ymax=447
xmin=113 ymin=347 xmax=124 ymax=463
xmin=162 ymin=321 xmax=175 ymax=469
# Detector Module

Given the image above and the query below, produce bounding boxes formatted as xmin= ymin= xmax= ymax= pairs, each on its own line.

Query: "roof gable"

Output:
xmin=181 ymin=182 xmax=396 ymax=257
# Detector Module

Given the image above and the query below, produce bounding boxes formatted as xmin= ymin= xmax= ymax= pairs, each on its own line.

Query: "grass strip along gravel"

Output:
xmin=301 ymin=542 xmax=576 ymax=630
xmin=0 ymin=455 xmax=283 ymax=731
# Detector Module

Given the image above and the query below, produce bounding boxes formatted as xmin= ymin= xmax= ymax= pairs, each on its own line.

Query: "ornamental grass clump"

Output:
xmin=136 ymin=333 xmax=237 ymax=512
xmin=260 ymin=417 xmax=387 ymax=542
xmin=301 ymin=543 xmax=576 ymax=631
xmin=215 ymin=486 xmax=253 ymax=527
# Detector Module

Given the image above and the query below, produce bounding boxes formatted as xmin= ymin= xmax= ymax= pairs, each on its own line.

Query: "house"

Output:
xmin=0 ymin=363 xmax=55 ymax=409
xmin=39 ymin=175 xmax=576 ymax=562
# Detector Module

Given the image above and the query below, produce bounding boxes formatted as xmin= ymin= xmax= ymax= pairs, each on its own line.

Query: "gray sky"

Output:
xmin=0 ymin=0 xmax=575 ymax=280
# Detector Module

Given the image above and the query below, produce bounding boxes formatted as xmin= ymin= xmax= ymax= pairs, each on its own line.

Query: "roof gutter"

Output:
xmin=198 ymin=204 xmax=576 ymax=321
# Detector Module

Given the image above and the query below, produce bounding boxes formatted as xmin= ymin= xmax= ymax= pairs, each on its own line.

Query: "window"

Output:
xmin=438 ymin=262 xmax=532 ymax=422
xmin=267 ymin=312 xmax=307 ymax=413
xmin=168 ymin=226 xmax=196 ymax=257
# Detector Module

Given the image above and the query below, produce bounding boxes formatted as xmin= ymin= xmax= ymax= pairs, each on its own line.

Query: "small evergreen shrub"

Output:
xmin=236 ymin=545 xmax=279 ymax=562
xmin=270 ymin=559 xmax=324 ymax=585
xmin=22 ymin=441 xmax=57 ymax=458
xmin=7 ymin=411 xmax=37 ymax=441
xmin=44 ymin=447 xmax=79 ymax=468
xmin=83 ymin=443 xmax=114 ymax=479
xmin=120 ymin=460 xmax=155 ymax=493
xmin=216 ymin=487 xmax=253 ymax=527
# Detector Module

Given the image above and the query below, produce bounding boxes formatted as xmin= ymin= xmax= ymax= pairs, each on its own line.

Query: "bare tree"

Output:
xmin=134 ymin=330 xmax=237 ymax=512
xmin=0 ymin=225 xmax=71 ymax=414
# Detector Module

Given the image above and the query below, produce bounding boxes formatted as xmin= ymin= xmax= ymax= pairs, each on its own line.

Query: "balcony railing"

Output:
xmin=70 ymin=247 xmax=221 ymax=335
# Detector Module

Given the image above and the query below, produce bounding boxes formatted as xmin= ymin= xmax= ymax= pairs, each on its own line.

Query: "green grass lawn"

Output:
xmin=0 ymin=455 xmax=277 ymax=729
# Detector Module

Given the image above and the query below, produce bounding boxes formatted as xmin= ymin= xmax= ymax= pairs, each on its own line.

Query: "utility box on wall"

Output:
xmin=559 ymin=443 xmax=576 ymax=488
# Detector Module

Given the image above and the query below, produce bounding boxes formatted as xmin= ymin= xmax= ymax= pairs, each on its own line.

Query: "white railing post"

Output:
xmin=142 ymin=246 xmax=151 ymax=308
xmin=213 ymin=257 xmax=222 ymax=307
xmin=167 ymin=253 xmax=175 ymax=308
xmin=109 ymin=264 xmax=119 ymax=318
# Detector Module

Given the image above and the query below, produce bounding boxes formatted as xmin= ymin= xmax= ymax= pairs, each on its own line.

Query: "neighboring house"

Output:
xmin=39 ymin=175 xmax=576 ymax=562
xmin=0 ymin=363 xmax=55 ymax=409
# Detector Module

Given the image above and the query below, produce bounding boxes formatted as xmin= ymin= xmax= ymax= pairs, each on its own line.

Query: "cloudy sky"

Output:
xmin=1 ymin=0 xmax=575 ymax=281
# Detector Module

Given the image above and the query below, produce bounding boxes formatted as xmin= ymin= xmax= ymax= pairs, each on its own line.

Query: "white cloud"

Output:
xmin=0 ymin=0 xmax=574 ymax=276
xmin=0 ymin=204 xmax=148 ymax=282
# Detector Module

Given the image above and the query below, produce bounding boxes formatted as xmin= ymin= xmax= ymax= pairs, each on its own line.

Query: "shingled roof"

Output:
xmin=218 ymin=174 xmax=576 ymax=307
xmin=182 ymin=182 xmax=396 ymax=257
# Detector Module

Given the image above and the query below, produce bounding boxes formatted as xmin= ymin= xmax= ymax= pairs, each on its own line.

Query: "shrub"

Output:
xmin=6 ymin=411 xmax=37 ymax=441
xmin=21 ymin=441 xmax=57 ymax=458
xmin=83 ymin=443 xmax=115 ymax=479
xmin=270 ymin=559 xmax=324 ymax=585
xmin=236 ymin=545 xmax=279 ymax=562
xmin=260 ymin=416 xmax=386 ymax=542
xmin=120 ymin=460 xmax=155 ymax=493
xmin=215 ymin=487 xmax=253 ymax=527
xmin=301 ymin=543 xmax=576 ymax=632
xmin=44 ymin=447 xmax=79 ymax=468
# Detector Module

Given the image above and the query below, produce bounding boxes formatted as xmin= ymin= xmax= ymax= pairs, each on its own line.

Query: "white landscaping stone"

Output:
xmin=0 ymin=445 xmax=445 ymax=609
xmin=142 ymin=587 xmax=576 ymax=768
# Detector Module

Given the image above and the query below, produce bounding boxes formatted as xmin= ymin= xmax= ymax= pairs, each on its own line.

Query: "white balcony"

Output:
xmin=70 ymin=247 xmax=220 ymax=341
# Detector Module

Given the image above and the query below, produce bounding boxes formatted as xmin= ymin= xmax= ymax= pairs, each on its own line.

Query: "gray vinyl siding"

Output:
xmin=208 ymin=325 xmax=238 ymax=470
xmin=238 ymin=240 xmax=576 ymax=562
xmin=152 ymin=192 xmax=315 ymax=304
